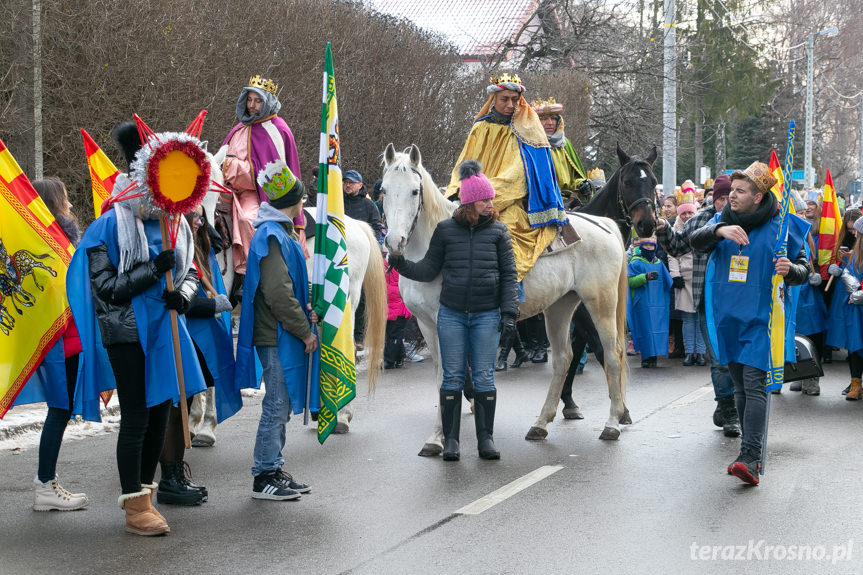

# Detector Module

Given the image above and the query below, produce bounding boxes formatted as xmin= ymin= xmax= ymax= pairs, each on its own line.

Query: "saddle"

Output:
xmin=543 ymin=220 xmax=581 ymax=255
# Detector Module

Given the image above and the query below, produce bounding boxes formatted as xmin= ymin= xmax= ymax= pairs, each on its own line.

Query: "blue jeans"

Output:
xmin=252 ymin=346 xmax=292 ymax=477
xmin=437 ymin=305 xmax=500 ymax=393
xmin=698 ymin=303 xmax=734 ymax=401
xmin=681 ymin=311 xmax=706 ymax=354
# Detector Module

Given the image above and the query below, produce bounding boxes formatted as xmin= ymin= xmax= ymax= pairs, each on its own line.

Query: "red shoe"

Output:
xmin=729 ymin=460 xmax=760 ymax=485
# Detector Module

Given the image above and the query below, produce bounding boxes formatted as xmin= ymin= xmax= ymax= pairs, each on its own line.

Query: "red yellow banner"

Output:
xmin=0 ymin=138 xmax=74 ymax=418
xmin=818 ymin=169 xmax=840 ymax=279
xmin=81 ymin=129 xmax=119 ymax=218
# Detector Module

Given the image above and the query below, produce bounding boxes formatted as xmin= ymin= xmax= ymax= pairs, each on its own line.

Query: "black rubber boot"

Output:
xmin=720 ymin=398 xmax=741 ymax=438
xmin=473 ymin=390 xmax=500 ymax=460
xmin=440 ymin=390 xmax=461 ymax=461
xmin=157 ymin=462 xmax=204 ymax=506
xmin=531 ymin=315 xmax=549 ymax=363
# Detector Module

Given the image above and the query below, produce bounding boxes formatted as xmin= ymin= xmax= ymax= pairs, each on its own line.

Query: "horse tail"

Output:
xmin=615 ymin=237 xmax=629 ymax=385
xmin=360 ymin=226 xmax=386 ymax=396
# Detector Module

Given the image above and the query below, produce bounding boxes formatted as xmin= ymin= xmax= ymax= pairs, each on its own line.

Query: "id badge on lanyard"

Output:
xmin=729 ymin=252 xmax=749 ymax=283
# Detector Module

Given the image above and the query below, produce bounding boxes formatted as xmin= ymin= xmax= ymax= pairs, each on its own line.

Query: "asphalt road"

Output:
xmin=1 ymin=353 xmax=862 ymax=575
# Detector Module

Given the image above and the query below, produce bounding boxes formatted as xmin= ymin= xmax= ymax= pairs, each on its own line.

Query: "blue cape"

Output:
xmin=826 ymin=259 xmax=863 ymax=355
xmin=234 ymin=221 xmax=319 ymax=414
xmin=185 ymin=250 xmax=242 ymax=423
xmin=704 ymin=212 xmax=808 ymax=371
xmin=476 ymin=116 xmax=567 ymax=228
xmin=626 ymin=257 xmax=672 ymax=357
xmin=13 ymin=338 xmax=69 ymax=410
xmin=795 ymin=282 xmax=828 ymax=337
xmin=67 ymin=211 xmax=206 ymax=421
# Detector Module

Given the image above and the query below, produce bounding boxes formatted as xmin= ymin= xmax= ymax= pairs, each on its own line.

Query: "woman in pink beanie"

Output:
xmin=388 ymin=160 xmax=518 ymax=462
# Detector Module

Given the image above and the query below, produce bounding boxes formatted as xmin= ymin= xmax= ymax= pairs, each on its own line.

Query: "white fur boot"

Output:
xmin=191 ymin=387 xmax=217 ymax=447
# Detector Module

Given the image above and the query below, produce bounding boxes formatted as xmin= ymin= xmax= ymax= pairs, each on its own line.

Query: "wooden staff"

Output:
xmin=160 ymin=215 xmax=191 ymax=449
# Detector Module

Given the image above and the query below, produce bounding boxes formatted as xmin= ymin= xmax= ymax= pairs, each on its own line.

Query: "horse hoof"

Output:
xmin=619 ymin=408 xmax=632 ymax=425
xmin=562 ymin=407 xmax=584 ymax=420
xmin=418 ymin=443 xmax=443 ymax=457
xmin=332 ymin=422 xmax=350 ymax=434
xmin=525 ymin=426 xmax=548 ymax=441
xmin=599 ymin=427 xmax=620 ymax=440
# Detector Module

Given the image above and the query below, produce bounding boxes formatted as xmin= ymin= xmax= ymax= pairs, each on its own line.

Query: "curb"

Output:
xmin=0 ymin=404 xmax=121 ymax=444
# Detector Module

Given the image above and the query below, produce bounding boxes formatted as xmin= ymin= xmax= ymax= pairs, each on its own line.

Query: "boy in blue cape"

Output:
xmin=627 ymin=239 xmax=672 ymax=368
xmin=234 ymin=162 xmax=319 ymax=501
xmin=691 ymin=161 xmax=809 ymax=486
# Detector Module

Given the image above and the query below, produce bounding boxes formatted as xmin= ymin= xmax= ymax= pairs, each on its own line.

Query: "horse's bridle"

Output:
xmin=400 ymin=167 xmax=425 ymax=249
xmin=615 ymin=166 xmax=655 ymax=228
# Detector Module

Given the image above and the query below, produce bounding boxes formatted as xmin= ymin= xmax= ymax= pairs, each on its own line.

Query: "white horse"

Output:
xmin=381 ymin=144 xmax=633 ymax=456
xmin=197 ymin=149 xmax=386 ymax=437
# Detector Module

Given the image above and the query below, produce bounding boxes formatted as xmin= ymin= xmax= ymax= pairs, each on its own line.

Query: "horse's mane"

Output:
xmin=386 ymin=150 xmax=455 ymax=240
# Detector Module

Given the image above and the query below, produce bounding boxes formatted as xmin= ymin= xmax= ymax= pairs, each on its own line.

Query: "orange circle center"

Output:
xmin=156 ymin=150 xmax=201 ymax=203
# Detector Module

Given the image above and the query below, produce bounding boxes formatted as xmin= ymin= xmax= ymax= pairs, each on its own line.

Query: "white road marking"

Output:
xmin=455 ymin=465 xmax=564 ymax=515
xmin=666 ymin=385 xmax=714 ymax=409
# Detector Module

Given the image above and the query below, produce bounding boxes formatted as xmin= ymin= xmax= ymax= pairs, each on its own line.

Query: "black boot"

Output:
xmin=720 ymin=398 xmax=740 ymax=438
xmin=495 ymin=337 xmax=512 ymax=372
xmin=157 ymin=461 xmax=204 ymax=505
xmin=510 ymin=332 xmax=531 ymax=368
xmin=712 ymin=399 xmax=727 ymax=427
xmin=531 ymin=315 xmax=549 ymax=363
xmin=682 ymin=353 xmax=695 ymax=366
xmin=473 ymin=390 xmax=500 ymax=460
xmin=177 ymin=461 xmax=208 ymax=501
xmin=440 ymin=390 xmax=461 ymax=461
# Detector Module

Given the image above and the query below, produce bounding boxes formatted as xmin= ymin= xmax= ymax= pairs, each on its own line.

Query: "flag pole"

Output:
xmin=160 ymin=215 xmax=191 ymax=449
xmin=304 ymin=324 xmax=317 ymax=426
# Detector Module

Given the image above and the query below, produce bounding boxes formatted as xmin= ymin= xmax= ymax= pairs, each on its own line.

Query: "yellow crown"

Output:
xmin=490 ymin=73 xmax=523 ymax=88
xmin=248 ymin=74 xmax=278 ymax=95
xmin=531 ymin=97 xmax=563 ymax=115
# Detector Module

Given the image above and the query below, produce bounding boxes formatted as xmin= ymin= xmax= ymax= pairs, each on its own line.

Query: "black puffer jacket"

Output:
xmin=396 ymin=216 xmax=518 ymax=317
xmin=88 ymin=245 xmax=198 ymax=345
xmin=344 ymin=189 xmax=382 ymax=240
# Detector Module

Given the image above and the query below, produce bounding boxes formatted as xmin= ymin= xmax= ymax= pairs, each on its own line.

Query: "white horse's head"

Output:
xmin=381 ymin=143 xmax=455 ymax=256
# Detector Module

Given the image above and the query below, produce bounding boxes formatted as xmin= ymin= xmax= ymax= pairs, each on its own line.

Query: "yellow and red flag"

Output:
xmin=81 ymin=129 xmax=119 ymax=218
xmin=769 ymin=150 xmax=785 ymax=206
xmin=818 ymin=169 xmax=840 ymax=279
xmin=0 ymin=138 xmax=74 ymax=418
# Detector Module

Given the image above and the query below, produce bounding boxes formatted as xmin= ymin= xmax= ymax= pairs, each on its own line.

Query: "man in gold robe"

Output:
xmin=447 ymin=74 xmax=567 ymax=281
xmin=532 ymin=97 xmax=591 ymax=208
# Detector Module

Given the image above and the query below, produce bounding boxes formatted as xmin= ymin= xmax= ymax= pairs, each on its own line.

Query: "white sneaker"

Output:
xmin=33 ymin=477 xmax=88 ymax=511
xmin=405 ymin=349 xmax=425 ymax=363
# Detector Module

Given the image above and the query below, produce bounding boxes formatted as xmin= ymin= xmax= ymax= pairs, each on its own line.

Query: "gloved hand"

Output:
xmin=576 ymin=178 xmax=594 ymax=200
xmin=850 ymin=290 xmax=863 ymax=305
xmin=671 ymin=276 xmax=685 ymax=289
xmin=163 ymin=289 xmax=190 ymax=314
xmin=153 ymin=249 xmax=176 ymax=274
xmin=646 ymin=271 xmax=659 ymax=281
xmin=214 ymin=293 xmax=233 ymax=314
xmin=828 ymin=263 xmax=843 ymax=277
xmin=808 ymin=272 xmax=823 ymax=287
xmin=388 ymin=253 xmax=405 ymax=270
xmin=498 ymin=314 xmax=517 ymax=341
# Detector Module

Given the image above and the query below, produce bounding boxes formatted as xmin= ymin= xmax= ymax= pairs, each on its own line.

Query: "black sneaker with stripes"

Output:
xmin=252 ymin=471 xmax=301 ymax=500
xmin=274 ymin=469 xmax=311 ymax=494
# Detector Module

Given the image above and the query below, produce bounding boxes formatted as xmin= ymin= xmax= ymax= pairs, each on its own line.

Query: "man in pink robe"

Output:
xmin=217 ymin=76 xmax=305 ymax=277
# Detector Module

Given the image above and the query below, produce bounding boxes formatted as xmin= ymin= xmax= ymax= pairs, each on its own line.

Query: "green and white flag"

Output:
xmin=311 ymin=43 xmax=356 ymax=444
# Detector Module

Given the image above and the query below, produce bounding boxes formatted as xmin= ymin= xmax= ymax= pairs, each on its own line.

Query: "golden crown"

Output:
xmin=531 ymin=97 xmax=563 ymax=114
xmin=490 ymin=73 xmax=523 ymax=87
xmin=248 ymin=75 xmax=278 ymax=95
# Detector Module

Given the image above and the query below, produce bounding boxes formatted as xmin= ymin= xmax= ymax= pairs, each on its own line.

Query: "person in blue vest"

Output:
xmin=68 ymin=122 xmax=207 ymax=535
xmin=234 ymin=162 xmax=318 ymax=501
xmin=14 ymin=178 xmax=88 ymax=511
xmin=691 ymin=161 xmax=809 ymax=486
xmin=155 ymin=206 xmax=238 ymax=506
xmin=826 ymin=216 xmax=863 ymax=400
xmin=627 ymin=239 xmax=672 ymax=368
xmin=790 ymin=230 xmax=828 ymax=396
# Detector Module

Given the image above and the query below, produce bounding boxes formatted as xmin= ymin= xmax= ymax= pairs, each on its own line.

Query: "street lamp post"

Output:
xmin=803 ymin=26 xmax=838 ymax=190
xmin=662 ymin=0 xmax=676 ymax=197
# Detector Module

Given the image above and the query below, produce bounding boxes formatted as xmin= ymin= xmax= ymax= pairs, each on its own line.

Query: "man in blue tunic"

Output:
xmin=691 ymin=161 xmax=809 ymax=486
xmin=234 ymin=162 xmax=319 ymax=501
